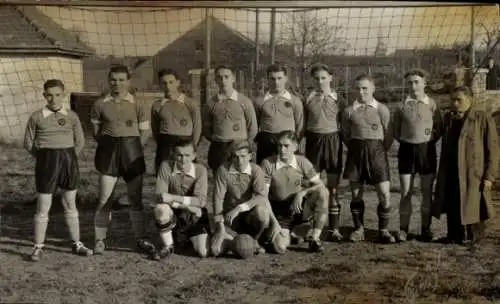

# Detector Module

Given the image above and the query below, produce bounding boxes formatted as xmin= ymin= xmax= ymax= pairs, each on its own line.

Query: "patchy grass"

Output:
xmin=1 ymin=139 xmax=499 ymax=304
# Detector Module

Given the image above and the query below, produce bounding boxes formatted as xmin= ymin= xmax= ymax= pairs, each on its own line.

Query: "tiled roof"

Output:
xmin=0 ymin=5 xmax=94 ymax=56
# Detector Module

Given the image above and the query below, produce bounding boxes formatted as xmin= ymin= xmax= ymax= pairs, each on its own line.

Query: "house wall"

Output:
xmin=0 ymin=55 xmax=84 ymax=143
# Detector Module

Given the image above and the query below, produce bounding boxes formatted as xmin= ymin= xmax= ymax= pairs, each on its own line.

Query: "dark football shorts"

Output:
xmin=255 ymin=132 xmax=279 ymax=165
xmin=35 ymin=148 xmax=80 ymax=194
xmin=94 ymin=135 xmax=146 ymax=182
xmin=398 ymin=141 xmax=437 ymax=175
xmin=270 ymin=195 xmax=315 ymax=231
xmin=305 ymin=131 xmax=343 ymax=174
xmin=343 ymin=138 xmax=390 ymax=185
xmin=230 ymin=209 xmax=280 ymax=254
xmin=207 ymin=140 xmax=233 ymax=171
xmin=172 ymin=208 xmax=210 ymax=242
xmin=155 ymin=133 xmax=192 ymax=175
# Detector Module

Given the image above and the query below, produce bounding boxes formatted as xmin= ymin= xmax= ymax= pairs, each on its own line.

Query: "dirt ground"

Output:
xmin=0 ymin=139 xmax=499 ymax=304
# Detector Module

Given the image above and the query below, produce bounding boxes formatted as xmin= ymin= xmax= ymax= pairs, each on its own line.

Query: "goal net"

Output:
xmin=0 ymin=3 xmax=498 ymax=141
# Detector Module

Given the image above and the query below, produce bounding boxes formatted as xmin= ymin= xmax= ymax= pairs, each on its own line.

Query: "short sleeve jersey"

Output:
xmin=254 ymin=90 xmax=304 ymax=135
xmin=342 ymin=100 xmax=390 ymax=140
xmin=90 ymin=93 xmax=150 ymax=137
xmin=213 ymin=163 xmax=267 ymax=216
xmin=155 ymin=161 xmax=208 ymax=205
xmin=393 ymin=95 xmax=439 ymax=143
xmin=151 ymin=94 xmax=200 ymax=137
xmin=203 ymin=91 xmax=256 ymax=142
xmin=24 ymin=107 xmax=85 ymax=152
xmin=304 ymin=90 xmax=342 ymax=133
xmin=261 ymin=154 xmax=320 ymax=202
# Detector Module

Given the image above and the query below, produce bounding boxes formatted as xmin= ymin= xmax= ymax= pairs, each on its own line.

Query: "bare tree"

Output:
xmin=279 ymin=10 xmax=346 ymax=93
xmin=479 ymin=22 xmax=500 ymax=53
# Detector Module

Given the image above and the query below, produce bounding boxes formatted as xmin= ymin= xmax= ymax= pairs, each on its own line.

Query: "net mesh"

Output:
xmin=0 ymin=4 xmax=499 ymax=140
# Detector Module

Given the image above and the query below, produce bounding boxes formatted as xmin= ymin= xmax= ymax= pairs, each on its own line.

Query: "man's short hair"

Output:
xmin=108 ymin=64 xmax=131 ymax=79
xmin=451 ymin=85 xmax=473 ymax=97
xmin=354 ymin=74 xmax=374 ymax=83
xmin=43 ymin=79 xmax=65 ymax=91
xmin=276 ymin=130 xmax=298 ymax=143
xmin=267 ymin=63 xmax=288 ymax=76
xmin=214 ymin=65 xmax=233 ymax=75
xmin=157 ymin=68 xmax=180 ymax=80
xmin=404 ymin=68 xmax=429 ymax=80
xmin=229 ymin=139 xmax=251 ymax=155
xmin=310 ymin=63 xmax=332 ymax=77
xmin=173 ymin=139 xmax=195 ymax=152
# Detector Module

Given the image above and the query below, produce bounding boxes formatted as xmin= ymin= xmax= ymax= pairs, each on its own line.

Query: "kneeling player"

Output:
xmin=261 ymin=131 xmax=329 ymax=253
xmin=211 ymin=140 xmax=287 ymax=257
xmin=341 ymin=74 xmax=395 ymax=244
xmin=152 ymin=140 xmax=210 ymax=259
xmin=23 ymin=79 xmax=93 ymax=261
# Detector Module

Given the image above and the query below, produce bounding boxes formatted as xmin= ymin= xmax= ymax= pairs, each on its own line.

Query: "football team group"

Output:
xmin=21 ymin=62 xmax=498 ymax=262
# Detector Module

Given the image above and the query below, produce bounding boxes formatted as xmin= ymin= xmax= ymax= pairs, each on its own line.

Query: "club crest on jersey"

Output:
xmin=126 ymin=120 xmax=134 ymax=127
xmin=58 ymin=118 xmax=66 ymax=126
xmin=180 ymin=119 xmax=188 ymax=126
xmin=294 ymin=180 xmax=301 ymax=186
xmin=233 ymin=124 xmax=240 ymax=131
xmin=425 ymin=128 xmax=431 ymax=135
xmin=371 ymin=124 xmax=378 ymax=131
xmin=284 ymin=101 xmax=292 ymax=108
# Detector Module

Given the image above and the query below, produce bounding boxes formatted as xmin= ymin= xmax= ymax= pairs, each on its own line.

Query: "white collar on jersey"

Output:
xmin=276 ymin=155 xmax=299 ymax=171
xmin=172 ymin=163 xmax=196 ymax=178
xmin=264 ymin=90 xmax=292 ymax=102
xmin=102 ymin=92 xmax=135 ymax=103
xmin=228 ymin=163 xmax=252 ymax=176
xmin=404 ymin=94 xmax=430 ymax=105
xmin=160 ymin=93 xmax=186 ymax=106
xmin=352 ymin=99 xmax=379 ymax=110
xmin=307 ymin=90 xmax=338 ymax=102
xmin=42 ymin=106 xmax=68 ymax=118
xmin=217 ymin=90 xmax=238 ymax=102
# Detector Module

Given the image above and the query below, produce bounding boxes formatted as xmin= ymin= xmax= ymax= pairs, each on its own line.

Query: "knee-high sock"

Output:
xmin=399 ymin=196 xmax=412 ymax=231
xmin=64 ymin=211 xmax=80 ymax=244
xmin=94 ymin=209 xmax=112 ymax=241
xmin=350 ymin=200 xmax=365 ymax=229
xmin=329 ymin=195 xmax=341 ymax=230
xmin=34 ymin=214 xmax=49 ymax=246
xmin=377 ymin=204 xmax=392 ymax=231
xmin=129 ymin=209 xmax=146 ymax=240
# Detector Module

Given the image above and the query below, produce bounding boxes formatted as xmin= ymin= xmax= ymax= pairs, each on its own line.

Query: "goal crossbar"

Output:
xmin=0 ymin=1 xmax=493 ymax=8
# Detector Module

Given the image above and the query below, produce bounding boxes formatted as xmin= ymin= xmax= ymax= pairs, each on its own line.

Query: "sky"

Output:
xmin=36 ymin=4 xmax=500 ymax=58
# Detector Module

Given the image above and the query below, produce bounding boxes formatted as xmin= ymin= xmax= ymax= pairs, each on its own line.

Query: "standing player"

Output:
xmin=261 ymin=131 xmax=329 ymax=253
xmin=90 ymin=65 xmax=156 ymax=255
xmin=341 ymin=74 xmax=395 ymax=244
xmin=152 ymin=140 xmax=209 ymax=259
xmin=304 ymin=63 xmax=345 ymax=241
xmin=151 ymin=69 xmax=201 ymax=174
xmin=202 ymin=65 xmax=258 ymax=172
xmin=23 ymin=79 xmax=93 ymax=261
xmin=254 ymin=64 xmax=304 ymax=164
xmin=392 ymin=69 xmax=443 ymax=242
xmin=211 ymin=140 xmax=287 ymax=256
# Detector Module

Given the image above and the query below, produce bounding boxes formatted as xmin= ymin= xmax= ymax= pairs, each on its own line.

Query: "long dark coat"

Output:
xmin=432 ymin=107 xmax=499 ymax=225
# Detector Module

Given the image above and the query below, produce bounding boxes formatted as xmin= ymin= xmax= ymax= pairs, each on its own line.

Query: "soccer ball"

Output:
xmin=232 ymin=234 xmax=258 ymax=259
